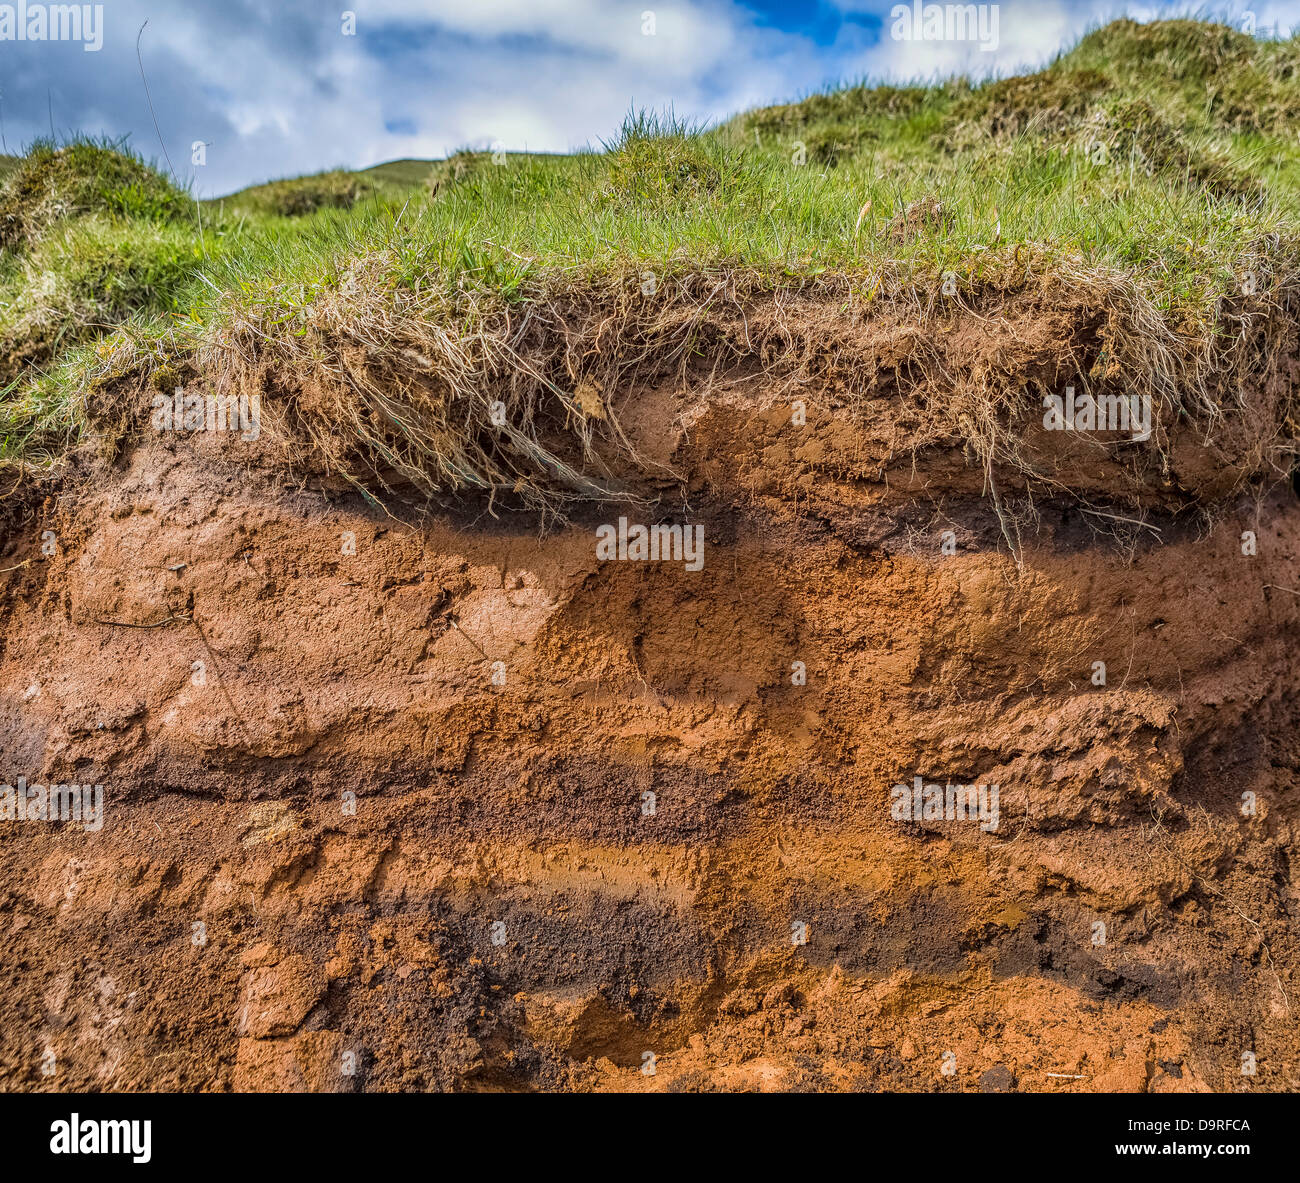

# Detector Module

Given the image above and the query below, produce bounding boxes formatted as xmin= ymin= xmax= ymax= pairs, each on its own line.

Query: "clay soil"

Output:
xmin=1 ymin=347 xmax=1298 ymax=1093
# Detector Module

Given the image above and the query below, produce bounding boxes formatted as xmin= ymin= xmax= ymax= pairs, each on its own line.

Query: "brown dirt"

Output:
xmin=2 ymin=313 xmax=1299 ymax=1093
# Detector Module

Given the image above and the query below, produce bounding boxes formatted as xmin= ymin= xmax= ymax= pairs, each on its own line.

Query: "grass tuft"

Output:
xmin=223 ymin=169 xmax=378 ymax=218
xmin=0 ymin=137 xmax=190 ymax=251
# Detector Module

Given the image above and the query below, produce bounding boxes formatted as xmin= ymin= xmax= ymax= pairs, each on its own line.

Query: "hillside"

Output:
xmin=1 ymin=18 xmax=1299 ymax=1095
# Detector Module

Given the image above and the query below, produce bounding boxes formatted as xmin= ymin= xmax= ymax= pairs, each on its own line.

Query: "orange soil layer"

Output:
xmin=1 ymin=384 xmax=1297 ymax=1092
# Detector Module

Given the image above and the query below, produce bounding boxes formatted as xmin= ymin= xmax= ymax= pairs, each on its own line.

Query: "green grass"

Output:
xmin=211 ymin=165 xmax=427 ymax=218
xmin=356 ymin=158 xmax=437 ymax=187
xmin=1 ymin=17 xmax=1298 ymax=488
xmin=0 ymin=139 xmax=215 ymax=391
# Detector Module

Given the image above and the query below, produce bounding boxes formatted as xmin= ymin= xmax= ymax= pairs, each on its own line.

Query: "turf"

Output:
xmin=0 ymin=17 xmax=1297 ymax=502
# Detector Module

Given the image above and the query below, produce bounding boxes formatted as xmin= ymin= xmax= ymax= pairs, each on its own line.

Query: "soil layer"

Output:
xmin=1 ymin=372 xmax=1298 ymax=1093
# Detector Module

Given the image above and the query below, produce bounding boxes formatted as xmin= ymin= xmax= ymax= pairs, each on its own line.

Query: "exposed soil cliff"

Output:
xmin=2 ymin=295 xmax=1298 ymax=1092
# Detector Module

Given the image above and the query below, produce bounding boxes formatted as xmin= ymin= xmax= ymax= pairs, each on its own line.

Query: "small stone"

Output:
xmin=979 ymin=1065 xmax=1017 ymax=1093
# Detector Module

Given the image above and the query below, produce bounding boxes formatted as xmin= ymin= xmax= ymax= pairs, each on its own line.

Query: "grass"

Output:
xmin=212 ymin=165 xmax=429 ymax=218
xmin=1 ymin=17 xmax=1298 ymax=518
xmin=358 ymin=158 xmax=442 ymax=187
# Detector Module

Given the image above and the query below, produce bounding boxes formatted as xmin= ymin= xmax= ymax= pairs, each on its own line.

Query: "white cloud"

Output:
xmin=0 ymin=1 xmax=1280 ymax=196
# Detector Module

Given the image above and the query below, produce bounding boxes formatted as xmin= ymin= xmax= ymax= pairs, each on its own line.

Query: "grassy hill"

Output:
xmin=212 ymin=152 xmax=564 ymax=212
xmin=212 ymin=163 xmax=430 ymax=217
xmin=0 ymin=18 xmax=1297 ymax=507
xmin=356 ymin=157 xmax=439 ymax=188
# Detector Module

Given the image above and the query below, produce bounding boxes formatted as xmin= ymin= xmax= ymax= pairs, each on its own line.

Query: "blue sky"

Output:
xmin=0 ymin=0 xmax=1291 ymax=195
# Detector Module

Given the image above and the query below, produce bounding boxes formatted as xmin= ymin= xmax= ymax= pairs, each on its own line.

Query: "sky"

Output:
xmin=0 ymin=0 xmax=1293 ymax=196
